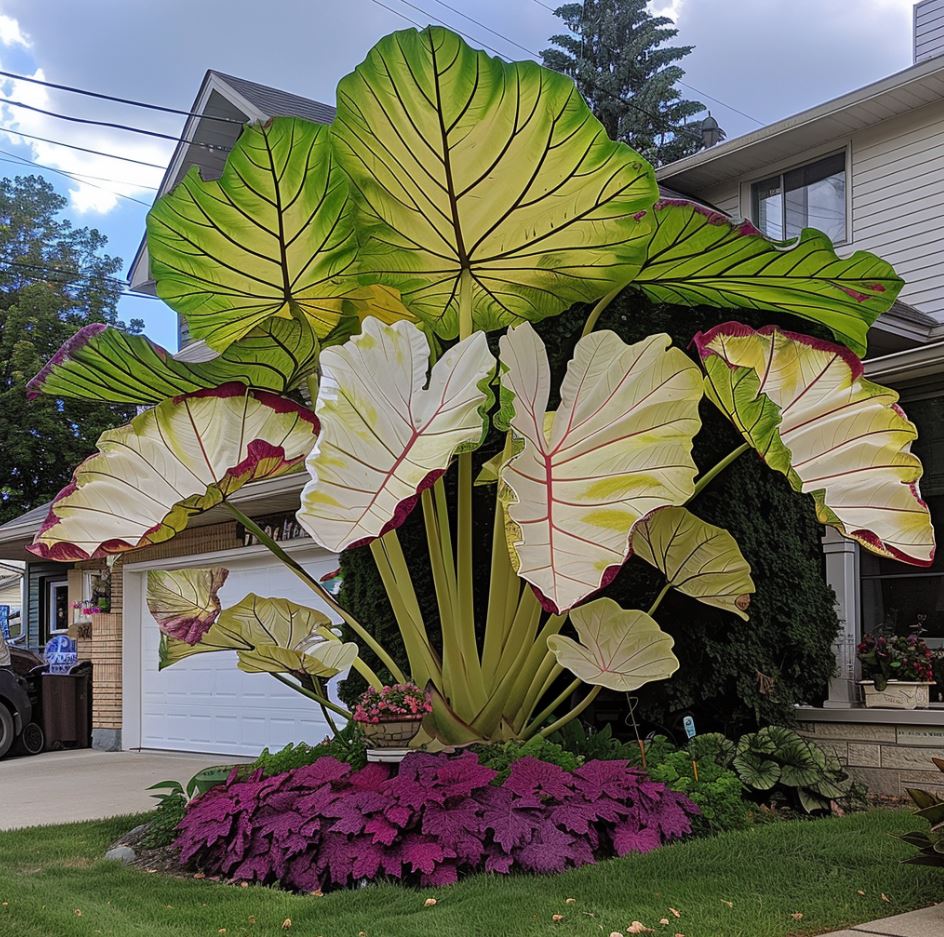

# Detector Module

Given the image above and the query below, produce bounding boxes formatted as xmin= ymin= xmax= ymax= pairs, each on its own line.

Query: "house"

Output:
xmin=0 ymin=561 xmax=23 ymax=640
xmin=656 ymin=0 xmax=944 ymax=793
xmin=0 ymin=71 xmax=341 ymax=755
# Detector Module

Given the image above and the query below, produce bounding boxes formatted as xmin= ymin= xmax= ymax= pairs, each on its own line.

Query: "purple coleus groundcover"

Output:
xmin=176 ymin=752 xmax=698 ymax=891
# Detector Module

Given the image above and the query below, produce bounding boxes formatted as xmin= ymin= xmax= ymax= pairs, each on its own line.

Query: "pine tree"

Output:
xmin=0 ymin=175 xmax=138 ymax=523
xmin=542 ymin=0 xmax=706 ymax=164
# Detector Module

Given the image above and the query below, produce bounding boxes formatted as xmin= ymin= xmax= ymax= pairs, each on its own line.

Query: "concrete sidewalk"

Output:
xmin=821 ymin=903 xmax=943 ymax=936
xmin=0 ymin=749 xmax=250 ymax=830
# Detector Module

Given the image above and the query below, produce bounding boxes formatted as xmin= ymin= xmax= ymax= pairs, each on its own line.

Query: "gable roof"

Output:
xmin=210 ymin=72 xmax=336 ymax=124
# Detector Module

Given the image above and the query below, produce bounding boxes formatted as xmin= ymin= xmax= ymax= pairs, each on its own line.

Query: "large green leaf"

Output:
xmin=27 ymin=318 xmax=319 ymax=404
xmin=147 ymin=567 xmax=229 ymax=645
xmin=28 ymin=385 xmax=317 ymax=561
xmin=297 ymin=318 xmax=495 ymax=551
xmin=158 ymin=593 xmax=356 ymax=678
xmin=497 ymin=322 xmax=703 ymax=613
xmin=695 ymin=323 xmax=935 ymax=566
xmin=631 ymin=506 xmax=754 ymax=620
xmin=633 ymin=200 xmax=902 ymax=356
xmin=547 ymin=598 xmax=679 ymax=692
xmin=332 ymin=26 xmax=658 ymax=338
xmin=148 ymin=116 xmax=369 ymax=352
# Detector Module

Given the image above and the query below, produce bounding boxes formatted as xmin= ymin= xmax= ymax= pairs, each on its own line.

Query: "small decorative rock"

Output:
xmin=104 ymin=845 xmax=136 ymax=864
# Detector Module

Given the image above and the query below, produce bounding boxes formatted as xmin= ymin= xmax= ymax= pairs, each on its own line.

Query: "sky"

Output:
xmin=0 ymin=0 xmax=924 ymax=349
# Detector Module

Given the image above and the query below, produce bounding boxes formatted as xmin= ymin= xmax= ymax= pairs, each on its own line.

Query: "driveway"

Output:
xmin=0 ymin=749 xmax=251 ymax=830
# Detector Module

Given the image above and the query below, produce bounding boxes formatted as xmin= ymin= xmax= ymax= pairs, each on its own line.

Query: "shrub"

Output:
xmin=473 ymin=736 xmax=583 ymax=780
xmin=647 ymin=751 xmax=752 ymax=835
xmin=177 ymin=752 xmax=698 ymax=891
xmin=140 ymin=786 xmax=188 ymax=849
xmin=250 ymin=724 xmax=367 ymax=776
xmin=901 ymin=756 xmax=944 ymax=868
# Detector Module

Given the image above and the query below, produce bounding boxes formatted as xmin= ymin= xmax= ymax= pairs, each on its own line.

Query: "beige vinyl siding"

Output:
xmin=697 ymin=182 xmax=741 ymax=218
xmin=0 ymin=579 xmax=21 ymax=608
xmin=916 ymin=0 xmax=944 ymax=63
xmin=849 ymin=97 xmax=944 ymax=317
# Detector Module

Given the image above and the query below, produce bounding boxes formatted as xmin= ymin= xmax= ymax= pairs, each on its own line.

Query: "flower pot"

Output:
xmin=859 ymin=680 xmax=933 ymax=710
xmin=359 ymin=717 xmax=424 ymax=747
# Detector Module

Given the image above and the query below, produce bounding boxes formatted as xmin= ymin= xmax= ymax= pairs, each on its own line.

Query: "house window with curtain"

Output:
xmin=751 ymin=151 xmax=847 ymax=243
xmin=859 ymin=394 xmax=944 ymax=649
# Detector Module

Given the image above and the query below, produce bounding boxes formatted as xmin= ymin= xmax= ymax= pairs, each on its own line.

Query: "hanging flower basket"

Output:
xmin=353 ymin=683 xmax=431 ymax=749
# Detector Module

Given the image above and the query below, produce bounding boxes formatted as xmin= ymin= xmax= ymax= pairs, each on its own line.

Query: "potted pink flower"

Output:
xmin=857 ymin=632 xmax=936 ymax=709
xmin=353 ymin=682 xmax=431 ymax=747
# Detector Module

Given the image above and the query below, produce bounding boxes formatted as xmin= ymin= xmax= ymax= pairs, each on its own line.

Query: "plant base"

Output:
xmin=859 ymin=680 xmax=932 ymax=710
xmin=366 ymin=746 xmax=412 ymax=763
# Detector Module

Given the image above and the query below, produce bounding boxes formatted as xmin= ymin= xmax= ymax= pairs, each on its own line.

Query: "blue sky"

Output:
xmin=0 ymin=0 xmax=922 ymax=350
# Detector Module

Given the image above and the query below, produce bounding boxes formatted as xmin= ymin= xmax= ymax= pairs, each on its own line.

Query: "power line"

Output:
xmin=0 ymin=257 xmax=164 ymax=300
xmin=528 ymin=0 xmax=761 ymax=127
xmin=0 ymin=69 xmax=244 ymax=126
xmin=428 ymin=0 xmax=536 ymax=56
xmin=0 ymin=97 xmax=230 ymax=152
xmin=0 ymin=149 xmax=154 ymax=208
xmin=0 ymin=149 xmax=159 ymax=191
xmin=0 ymin=126 xmax=167 ymax=169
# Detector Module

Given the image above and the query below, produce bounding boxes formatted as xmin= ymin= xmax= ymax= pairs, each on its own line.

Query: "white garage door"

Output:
xmin=138 ymin=549 xmax=342 ymax=756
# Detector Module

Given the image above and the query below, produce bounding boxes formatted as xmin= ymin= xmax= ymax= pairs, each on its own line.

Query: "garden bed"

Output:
xmin=0 ymin=809 xmax=939 ymax=937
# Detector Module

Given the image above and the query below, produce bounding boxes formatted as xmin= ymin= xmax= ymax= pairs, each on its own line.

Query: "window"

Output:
xmin=751 ymin=152 xmax=847 ymax=243
xmin=860 ymin=395 xmax=944 ymax=647
xmin=44 ymin=578 xmax=69 ymax=638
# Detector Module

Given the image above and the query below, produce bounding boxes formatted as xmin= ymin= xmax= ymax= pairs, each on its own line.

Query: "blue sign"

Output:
xmin=682 ymin=715 xmax=697 ymax=740
xmin=0 ymin=605 xmax=9 ymax=641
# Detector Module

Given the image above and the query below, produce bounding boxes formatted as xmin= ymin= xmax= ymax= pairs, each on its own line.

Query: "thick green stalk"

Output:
xmin=507 ymin=612 xmax=568 ymax=730
xmin=521 ymin=678 xmax=582 ymax=738
xmin=480 ymin=466 xmax=515 ymax=686
xmin=689 ymin=442 xmax=750 ymax=500
xmin=517 ymin=656 xmax=562 ymax=730
xmin=270 ymin=672 xmax=352 ymax=719
xmin=495 ymin=586 xmax=542 ymax=685
xmin=224 ymin=503 xmax=406 ymax=683
xmin=647 ymin=582 xmax=672 ymax=617
xmin=421 ymin=488 xmax=456 ymax=627
xmin=538 ymin=686 xmax=602 ymax=739
xmin=580 ymin=285 xmax=622 ymax=337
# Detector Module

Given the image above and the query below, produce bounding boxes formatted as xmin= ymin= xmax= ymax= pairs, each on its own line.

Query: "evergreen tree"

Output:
xmin=0 ymin=175 xmax=138 ymax=523
xmin=542 ymin=0 xmax=706 ymax=163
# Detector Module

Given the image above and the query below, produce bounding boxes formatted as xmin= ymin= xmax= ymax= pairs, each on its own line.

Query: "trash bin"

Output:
xmin=41 ymin=661 xmax=92 ymax=748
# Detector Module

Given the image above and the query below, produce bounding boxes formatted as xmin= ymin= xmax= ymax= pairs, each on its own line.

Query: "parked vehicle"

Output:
xmin=0 ymin=632 xmax=45 ymax=758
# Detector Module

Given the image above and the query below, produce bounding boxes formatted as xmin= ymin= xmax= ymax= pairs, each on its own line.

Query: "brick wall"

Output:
xmin=73 ymin=520 xmax=243 ymax=735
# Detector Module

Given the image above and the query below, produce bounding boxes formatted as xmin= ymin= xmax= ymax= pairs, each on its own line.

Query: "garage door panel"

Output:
xmin=137 ymin=550 xmax=341 ymax=757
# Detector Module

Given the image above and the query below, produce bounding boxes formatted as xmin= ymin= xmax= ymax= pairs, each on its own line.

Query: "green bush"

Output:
xmin=337 ymin=294 xmax=840 ymax=732
xmin=250 ymin=724 xmax=367 ymax=776
xmin=648 ymin=750 xmax=753 ymax=836
xmin=472 ymin=736 xmax=583 ymax=780
xmin=139 ymin=790 xmax=187 ymax=849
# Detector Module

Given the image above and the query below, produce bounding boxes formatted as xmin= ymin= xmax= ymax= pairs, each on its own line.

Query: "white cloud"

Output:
xmin=0 ymin=12 xmax=29 ymax=48
xmin=0 ymin=61 xmax=169 ymax=215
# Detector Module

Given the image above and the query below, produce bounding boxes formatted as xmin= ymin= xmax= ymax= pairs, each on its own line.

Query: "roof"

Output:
xmin=657 ymin=53 xmax=944 ymax=191
xmin=209 ymin=72 xmax=335 ymax=124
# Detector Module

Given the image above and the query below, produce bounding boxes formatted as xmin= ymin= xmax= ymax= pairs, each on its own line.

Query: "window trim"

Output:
xmin=744 ymin=146 xmax=851 ymax=246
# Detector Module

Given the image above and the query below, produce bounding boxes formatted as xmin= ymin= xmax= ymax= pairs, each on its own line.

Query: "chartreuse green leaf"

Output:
xmin=547 ymin=598 xmax=679 ymax=692
xmin=297 ymin=318 xmax=495 ymax=551
xmin=332 ymin=26 xmax=658 ymax=338
xmin=148 ymin=117 xmax=415 ymax=352
xmin=26 ymin=318 xmax=319 ymax=404
xmin=631 ymin=506 xmax=754 ymax=620
xmin=497 ymin=322 xmax=703 ymax=614
xmin=695 ymin=323 xmax=935 ymax=565
xmin=158 ymin=593 xmax=356 ymax=678
xmin=633 ymin=200 xmax=903 ymax=356
xmin=147 ymin=567 xmax=229 ymax=645
xmin=28 ymin=386 xmax=317 ymax=561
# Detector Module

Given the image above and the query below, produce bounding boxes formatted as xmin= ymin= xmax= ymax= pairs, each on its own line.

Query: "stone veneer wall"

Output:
xmin=798 ymin=719 xmax=944 ymax=797
xmin=72 ymin=520 xmax=243 ymax=748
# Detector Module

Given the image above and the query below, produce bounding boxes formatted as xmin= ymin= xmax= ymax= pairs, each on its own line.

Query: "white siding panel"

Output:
xmin=697 ymin=182 xmax=741 ymax=218
xmin=916 ymin=0 xmax=944 ymax=62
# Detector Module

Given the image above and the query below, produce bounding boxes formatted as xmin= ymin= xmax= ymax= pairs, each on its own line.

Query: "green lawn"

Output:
xmin=0 ymin=809 xmax=938 ymax=937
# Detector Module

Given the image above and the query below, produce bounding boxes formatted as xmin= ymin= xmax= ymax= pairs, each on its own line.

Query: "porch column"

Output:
xmin=822 ymin=528 xmax=860 ymax=707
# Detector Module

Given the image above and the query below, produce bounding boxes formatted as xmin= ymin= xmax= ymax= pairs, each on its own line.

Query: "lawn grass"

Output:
xmin=0 ymin=809 xmax=938 ymax=937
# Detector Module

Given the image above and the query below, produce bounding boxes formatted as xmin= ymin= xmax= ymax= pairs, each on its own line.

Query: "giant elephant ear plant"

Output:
xmin=27 ymin=26 xmax=934 ymax=744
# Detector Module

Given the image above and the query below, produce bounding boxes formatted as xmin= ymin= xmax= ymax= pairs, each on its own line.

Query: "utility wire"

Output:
xmin=0 ymin=126 xmax=167 ymax=169
xmin=0 ymin=149 xmax=154 ymax=208
xmin=0 ymin=69 xmax=244 ymax=125
xmin=0 ymin=258 xmax=164 ymax=300
xmin=0 ymin=149 xmax=159 ymax=191
xmin=0 ymin=97 xmax=229 ymax=152
xmin=366 ymin=0 xmax=704 ymax=144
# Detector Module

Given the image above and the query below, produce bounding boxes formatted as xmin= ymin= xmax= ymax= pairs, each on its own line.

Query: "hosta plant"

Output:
xmin=901 ymin=756 xmax=944 ymax=867
xmin=27 ymin=26 xmax=935 ymax=744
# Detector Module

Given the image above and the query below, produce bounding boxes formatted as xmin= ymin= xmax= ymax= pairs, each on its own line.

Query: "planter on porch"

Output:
xmin=859 ymin=680 xmax=934 ymax=710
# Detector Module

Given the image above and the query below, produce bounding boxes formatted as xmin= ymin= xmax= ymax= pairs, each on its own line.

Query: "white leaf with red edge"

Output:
xmin=297 ymin=318 xmax=495 ymax=552
xmin=498 ymin=322 xmax=703 ymax=614
xmin=695 ymin=323 xmax=934 ymax=565
xmin=147 ymin=567 xmax=229 ymax=645
xmin=29 ymin=385 xmax=318 ymax=561
xmin=547 ymin=598 xmax=679 ymax=691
